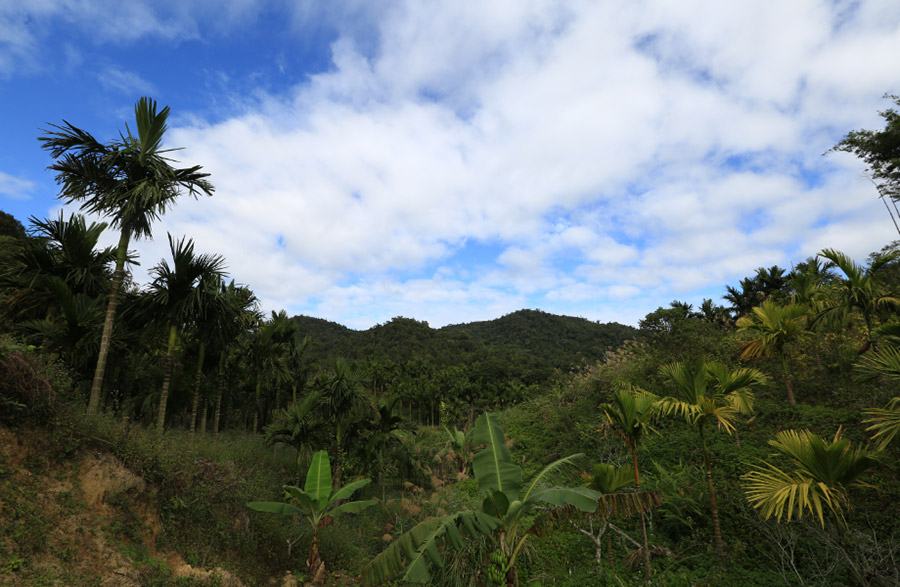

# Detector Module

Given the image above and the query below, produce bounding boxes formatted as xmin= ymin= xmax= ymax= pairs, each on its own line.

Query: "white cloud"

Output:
xmin=22 ymin=0 xmax=900 ymax=327
xmin=97 ymin=67 xmax=156 ymax=95
xmin=0 ymin=171 xmax=34 ymax=200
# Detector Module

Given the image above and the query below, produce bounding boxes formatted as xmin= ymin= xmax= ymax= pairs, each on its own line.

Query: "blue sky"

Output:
xmin=2 ymin=1 xmax=900 ymax=329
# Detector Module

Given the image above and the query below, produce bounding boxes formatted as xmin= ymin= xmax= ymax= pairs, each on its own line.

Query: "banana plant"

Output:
xmin=248 ymin=450 xmax=376 ymax=583
xmin=361 ymin=412 xmax=601 ymax=586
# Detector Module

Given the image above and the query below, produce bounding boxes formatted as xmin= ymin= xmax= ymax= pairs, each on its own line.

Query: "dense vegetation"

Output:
xmin=1 ymin=96 xmax=899 ymax=586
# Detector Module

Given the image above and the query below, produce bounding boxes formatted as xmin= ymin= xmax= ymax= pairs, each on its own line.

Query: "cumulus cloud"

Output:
xmin=13 ymin=0 xmax=900 ymax=327
xmin=138 ymin=0 xmax=900 ymax=327
xmin=0 ymin=171 xmax=34 ymax=200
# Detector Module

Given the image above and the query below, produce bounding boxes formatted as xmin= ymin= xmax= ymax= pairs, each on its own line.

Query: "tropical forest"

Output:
xmin=1 ymin=96 xmax=899 ymax=587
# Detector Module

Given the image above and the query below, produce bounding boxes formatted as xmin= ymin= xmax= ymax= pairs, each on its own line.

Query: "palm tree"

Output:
xmin=1 ymin=213 xmax=115 ymax=324
xmin=317 ymin=358 xmax=371 ymax=488
xmin=736 ymin=300 xmax=808 ymax=406
xmin=369 ymin=394 xmax=407 ymax=501
xmin=40 ymin=97 xmax=214 ymax=414
xmin=657 ymin=359 xmax=766 ymax=556
xmin=863 ymin=397 xmax=900 ymax=450
xmin=147 ymin=234 xmax=226 ymax=431
xmin=20 ymin=276 xmax=106 ymax=380
xmin=743 ymin=429 xmax=879 ymax=526
xmin=598 ymin=386 xmax=659 ymax=577
xmin=186 ymin=278 xmax=247 ymax=438
xmin=247 ymin=311 xmax=294 ymax=434
xmin=264 ymin=392 xmax=327 ymax=471
xmin=816 ymin=248 xmax=900 ymax=354
xmin=212 ymin=282 xmax=260 ymax=437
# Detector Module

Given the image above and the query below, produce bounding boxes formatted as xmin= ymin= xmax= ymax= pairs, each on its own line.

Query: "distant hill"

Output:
xmin=442 ymin=309 xmax=636 ymax=368
xmin=291 ymin=309 xmax=637 ymax=385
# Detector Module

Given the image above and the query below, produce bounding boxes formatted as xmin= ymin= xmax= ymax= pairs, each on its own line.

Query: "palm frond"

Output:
xmin=743 ymin=462 xmax=847 ymax=527
xmin=863 ymin=397 xmax=900 ymax=450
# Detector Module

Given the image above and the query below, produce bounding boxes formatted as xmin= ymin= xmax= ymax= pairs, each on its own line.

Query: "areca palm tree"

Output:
xmin=816 ymin=248 xmax=900 ymax=354
xmin=1 ymin=213 xmax=115 ymax=323
xmin=40 ymin=97 xmax=214 ymax=414
xmin=147 ymin=234 xmax=226 ymax=431
xmin=743 ymin=429 xmax=879 ymax=526
xmin=317 ymin=357 xmax=371 ymax=488
xmin=212 ymin=282 xmax=260 ymax=436
xmin=598 ymin=386 xmax=659 ymax=577
xmin=736 ymin=300 xmax=808 ymax=406
xmin=657 ymin=359 xmax=767 ymax=556
xmin=186 ymin=278 xmax=247 ymax=438
xmin=248 ymin=311 xmax=294 ymax=434
xmin=264 ymin=391 xmax=327 ymax=471
xmin=20 ymin=276 xmax=106 ymax=379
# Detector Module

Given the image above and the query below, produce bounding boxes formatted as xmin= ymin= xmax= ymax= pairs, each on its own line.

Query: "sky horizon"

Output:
xmin=2 ymin=1 xmax=900 ymax=330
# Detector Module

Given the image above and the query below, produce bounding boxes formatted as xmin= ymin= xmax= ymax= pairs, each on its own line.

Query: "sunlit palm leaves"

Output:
xmin=736 ymin=300 xmax=808 ymax=406
xmin=743 ymin=429 xmax=879 ymax=526
xmin=657 ymin=358 xmax=767 ymax=556
xmin=816 ymin=248 xmax=900 ymax=352
xmin=656 ymin=359 xmax=764 ymax=435
xmin=863 ymin=397 xmax=900 ymax=450
xmin=855 ymin=345 xmax=900 ymax=449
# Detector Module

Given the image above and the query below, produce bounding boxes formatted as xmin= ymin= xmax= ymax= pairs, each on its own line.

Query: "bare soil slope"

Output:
xmin=0 ymin=425 xmax=246 ymax=586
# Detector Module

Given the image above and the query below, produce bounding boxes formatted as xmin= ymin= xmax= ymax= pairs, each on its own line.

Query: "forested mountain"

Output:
xmin=292 ymin=309 xmax=638 ymax=384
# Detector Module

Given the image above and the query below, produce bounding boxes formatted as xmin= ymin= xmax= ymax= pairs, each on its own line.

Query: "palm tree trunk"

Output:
xmin=200 ymin=400 xmax=208 ymax=435
xmin=782 ymin=353 xmax=797 ymax=406
xmin=630 ymin=447 xmax=652 ymax=579
xmin=702 ymin=436 xmax=725 ymax=556
xmin=156 ymin=325 xmax=178 ymax=431
xmin=253 ymin=379 xmax=261 ymax=434
xmin=333 ymin=424 xmax=343 ymax=491
xmin=87 ymin=230 xmax=129 ymax=414
xmin=213 ymin=352 xmax=226 ymax=437
xmin=190 ymin=341 xmax=206 ymax=438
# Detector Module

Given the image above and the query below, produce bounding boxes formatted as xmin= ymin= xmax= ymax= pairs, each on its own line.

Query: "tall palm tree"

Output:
xmin=736 ymin=300 xmax=808 ymax=406
xmin=816 ymin=248 xmax=900 ymax=354
xmin=743 ymin=429 xmax=879 ymax=526
xmin=147 ymin=234 xmax=226 ymax=431
xmin=247 ymin=311 xmax=294 ymax=434
xmin=40 ymin=97 xmax=214 ymax=414
xmin=657 ymin=359 xmax=766 ymax=556
xmin=212 ymin=282 xmax=260 ymax=437
xmin=317 ymin=357 xmax=371 ymax=488
xmin=598 ymin=386 xmax=659 ymax=577
xmin=186 ymin=278 xmax=247 ymax=438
